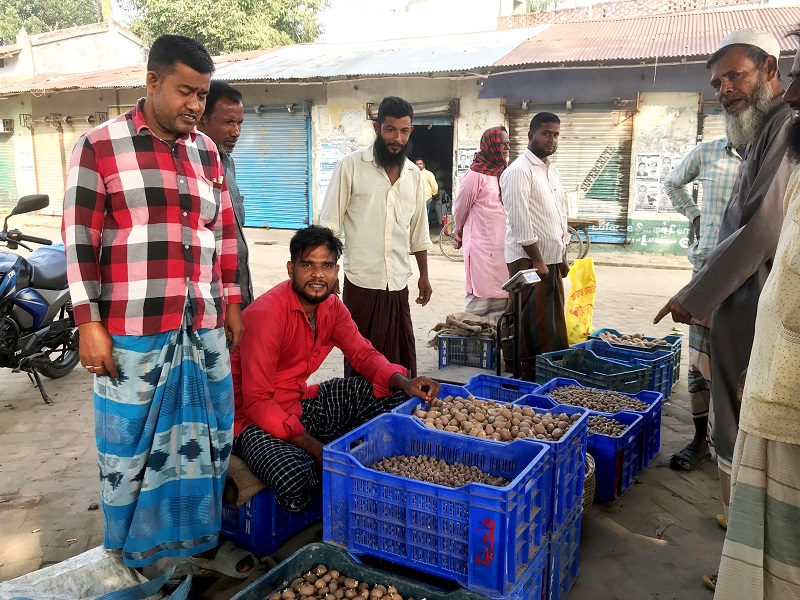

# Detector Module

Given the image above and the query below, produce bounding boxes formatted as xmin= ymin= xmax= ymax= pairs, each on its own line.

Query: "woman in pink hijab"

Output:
xmin=454 ymin=126 xmax=510 ymax=319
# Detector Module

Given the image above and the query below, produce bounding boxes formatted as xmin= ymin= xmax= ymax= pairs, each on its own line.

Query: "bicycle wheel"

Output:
xmin=439 ymin=221 xmax=463 ymax=262
xmin=580 ymin=227 xmax=591 ymax=258
xmin=566 ymin=225 xmax=583 ymax=265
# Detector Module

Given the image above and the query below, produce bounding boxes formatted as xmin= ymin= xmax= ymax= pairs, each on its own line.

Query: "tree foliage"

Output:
xmin=0 ymin=0 xmax=98 ymax=45
xmin=525 ymin=0 xmax=563 ymax=13
xmin=129 ymin=0 xmax=327 ymax=55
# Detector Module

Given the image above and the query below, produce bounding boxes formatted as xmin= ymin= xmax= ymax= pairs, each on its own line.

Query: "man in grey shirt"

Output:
xmin=199 ymin=80 xmax=254 ymax=307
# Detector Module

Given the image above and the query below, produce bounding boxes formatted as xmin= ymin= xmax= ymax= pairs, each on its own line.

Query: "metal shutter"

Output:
xmin=235 ymin=103 xmax=311 ymax=229
xmin=0 ymin=134 xmax=16 ymax=211
xmin=509 ymin=106 xmax=635 ymax=244
xmin=32 ymin=121 xmax=67 ymax=216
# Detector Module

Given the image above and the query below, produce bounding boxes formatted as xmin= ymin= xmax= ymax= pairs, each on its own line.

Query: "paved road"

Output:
xmin=0 ymin=218 xmax=723 ymax=599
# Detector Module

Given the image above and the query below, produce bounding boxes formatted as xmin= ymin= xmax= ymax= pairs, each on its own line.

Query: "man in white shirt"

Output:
xmin=320 ymin=96 xmax=433 ymax=378
xmin=499 ymin=112 xmax=570 ymax=379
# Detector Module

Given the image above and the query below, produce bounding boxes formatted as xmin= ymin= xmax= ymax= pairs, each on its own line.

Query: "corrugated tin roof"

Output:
xmin=495 ymin=6 xmax=800 ymax=66
xmin=214 ymin=27 xmax=547 ymax=80
xmin=0 ymin=27 xmax=546 ymax=96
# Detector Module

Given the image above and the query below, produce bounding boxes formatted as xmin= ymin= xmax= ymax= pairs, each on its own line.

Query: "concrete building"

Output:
xmin=0 ymin=5 xmax=797 ymax=255
xmin=0 ymin=21 xmax=147 ymax=210
xmin=483 ymin=5 xmax=799 ymax=251
xmin=0 ymin=27 xmax=542 ymax=223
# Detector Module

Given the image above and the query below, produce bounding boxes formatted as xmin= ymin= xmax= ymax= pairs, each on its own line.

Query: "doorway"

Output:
xmin=409 ymin=121 xmax=454 ymax=232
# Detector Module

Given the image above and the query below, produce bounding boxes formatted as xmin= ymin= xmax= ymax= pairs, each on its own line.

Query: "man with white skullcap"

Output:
xmin=653 ymin=27 xmax=793 ymax=590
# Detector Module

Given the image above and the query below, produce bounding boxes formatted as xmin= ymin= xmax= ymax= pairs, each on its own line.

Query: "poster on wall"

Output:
xmin=658 ymin=155 xmax=676 ymax=181
xmin=635 ymin=154 xmax=660 ymax=181
xmin=456 ymin=145 xmax=478 ymax=180
xmin=318 ymin=142 xmax=347 ymax=198
xmin=634 ymin=182 xmax=659 ymax=212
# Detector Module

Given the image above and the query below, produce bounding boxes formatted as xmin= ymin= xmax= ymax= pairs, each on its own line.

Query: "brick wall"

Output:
xmin=498 ymin=0 xmax=754 ymax=29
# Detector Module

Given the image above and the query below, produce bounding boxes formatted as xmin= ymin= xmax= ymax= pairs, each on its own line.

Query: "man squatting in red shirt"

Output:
xmin=230 ymin=225 xmax=440 ymax=511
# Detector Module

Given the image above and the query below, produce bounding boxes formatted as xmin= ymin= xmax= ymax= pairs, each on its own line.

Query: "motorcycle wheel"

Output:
xmin=37 ymin=313 xmax=80 ymax=379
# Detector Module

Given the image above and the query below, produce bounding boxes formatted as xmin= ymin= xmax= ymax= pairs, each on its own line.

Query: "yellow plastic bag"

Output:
xmin=565 ymin=257 xmax=597 ymax=345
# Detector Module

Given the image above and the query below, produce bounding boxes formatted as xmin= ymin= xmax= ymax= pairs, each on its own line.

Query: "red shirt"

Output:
xmin=231 ymin=280 xmax=406 ymax=439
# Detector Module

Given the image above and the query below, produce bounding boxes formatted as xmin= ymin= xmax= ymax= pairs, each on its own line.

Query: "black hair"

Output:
xmin=290 ymin=226 xmax=343 ymax=263
xmin=377 ymin=96 xmax=413 ymax=125
xmin=529 ymin=112 xmax=560 ymax=132
xmin=707 ymin=44 xmax=770 ymax=70
xmin=416 ymin=158 xmax=425 ymax=166
xmin=204 ymin=80 xmax=243 ymax=117
xmin=147 ymin=34 xmax=215 ymax=77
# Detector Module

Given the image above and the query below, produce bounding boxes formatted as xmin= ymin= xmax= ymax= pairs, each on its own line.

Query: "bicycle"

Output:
xmin=438 ymin=214 xmax=463 ymax=262
xmin=566 ymin=225 xmax=583 ymax=265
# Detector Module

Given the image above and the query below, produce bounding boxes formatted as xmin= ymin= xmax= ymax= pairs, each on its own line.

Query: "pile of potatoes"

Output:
xmin=414 ymin=395 xmax=581 ymax=442
xmin=548 ymin=385 xmax=649 ymax=413
xmin=267 ymin=565 xmax=413 ymax=600
xmin=598 ymin=331 xmax=671 ymax=349
xmin=587 ymin=415 xmax=629 ymax=437
xmin=370 ymin=455 xmax=508 ymax=488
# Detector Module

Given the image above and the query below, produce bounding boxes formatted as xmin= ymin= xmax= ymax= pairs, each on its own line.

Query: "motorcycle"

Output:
xmin=0 ymin=194 xmax=79 ymax=404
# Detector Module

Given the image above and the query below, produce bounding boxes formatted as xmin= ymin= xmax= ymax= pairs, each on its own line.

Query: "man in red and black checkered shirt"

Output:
xmin=62 ymin=35 xmax=253 ymax=576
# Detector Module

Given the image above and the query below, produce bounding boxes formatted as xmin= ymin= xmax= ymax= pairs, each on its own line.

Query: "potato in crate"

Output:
xmin=534 ymin=377 xmax=663 ymax=473
xmin=231 ymin=542 xmax=488 ymax=600
xmin=514 ymin=394 xmax=589 ymax=530
xmin=393 ymin=390 xmax=588 ymax=531
xmin=590 ymin=327 xmax=682 ymax=388
xmin=322 ymin=413 xmax=553 ymax=598
xmin=586 ymin=411 xmax=643 ymax=502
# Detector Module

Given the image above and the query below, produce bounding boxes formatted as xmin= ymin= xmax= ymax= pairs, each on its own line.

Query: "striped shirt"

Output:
xmin=664 ymin=138 xmax=742 ymax=269
xmin=62 ymin=98 xmax=241 ymax=336
xmin=500 ymin=148 xmax=569 ymax=264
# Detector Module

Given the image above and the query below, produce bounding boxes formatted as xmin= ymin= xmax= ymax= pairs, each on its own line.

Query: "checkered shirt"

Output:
xmin=62 ymin=98 xmax=241 ymax=335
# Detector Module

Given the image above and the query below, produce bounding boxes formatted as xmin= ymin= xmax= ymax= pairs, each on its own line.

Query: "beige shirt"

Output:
xmin=319 ymin=144 xmax=433 ymax=291
xmin=739 ymin=165 xmax=800 ymax=445
xmin=420 ymin=168 xmax=438 ymax=200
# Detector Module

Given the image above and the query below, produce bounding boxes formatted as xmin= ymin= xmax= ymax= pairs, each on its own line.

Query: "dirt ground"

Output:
xmin=0 ymin=217 xmax=723 ymax=599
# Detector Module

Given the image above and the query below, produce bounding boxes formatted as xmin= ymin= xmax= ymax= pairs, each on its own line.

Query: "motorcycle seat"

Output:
xmin=27 ymin=245 xmax=67 ymax=290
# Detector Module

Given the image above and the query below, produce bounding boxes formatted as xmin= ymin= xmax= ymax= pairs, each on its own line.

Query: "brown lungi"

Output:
xmin=501 ymin=259 xmax=568 ymax=380
xmin=342 ymin=276 xmax=417 ymax=378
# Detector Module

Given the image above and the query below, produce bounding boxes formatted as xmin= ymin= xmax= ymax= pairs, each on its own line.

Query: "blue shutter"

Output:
xmin=235 ymin=103 xmax=311 ymax=229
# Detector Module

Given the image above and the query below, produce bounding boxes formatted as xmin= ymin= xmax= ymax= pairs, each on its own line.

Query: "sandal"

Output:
xmin=670 ymin=443 xmax=711 ymax=471
xmin=188 ymin=540 xmax=256 ymax=580
xmin=703 ymin=572 xmax=717 ymax=591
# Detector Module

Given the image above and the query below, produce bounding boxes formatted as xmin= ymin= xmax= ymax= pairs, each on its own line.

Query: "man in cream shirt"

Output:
xmin=320 ymin=96 xmax=433 ymax=378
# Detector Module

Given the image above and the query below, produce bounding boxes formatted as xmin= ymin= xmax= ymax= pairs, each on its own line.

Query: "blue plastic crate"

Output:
xmin=534 ymin=378 xmax=663 ymax=473
xmin=231 ymin=542 xmax=488 ymax=600
xmin=573 ymin=339 xmax=673 ymax=398
xmin=323 ymin=413 xmax=553 ymax=598
xmin=438 ymin=334 xmax=497 ymax=370
xmin=586 ymin=411 xmax=643 ymax=502
xmin=493 ymin=541 xmax=548 ymax=600
xmin=590 ymin=327 xmax=682 ymax=388
xmin=547 ymin=507 xmax=581 ymax=600
xmin=221 ymin=486 xmax=323 ymax=558
xmin=514 ymin=394 xmax=589 ymax=531
xmin=535 ymin=348 xmax=651 ymax=395
xmin=465 ymin=374 xmax=540 ymax=404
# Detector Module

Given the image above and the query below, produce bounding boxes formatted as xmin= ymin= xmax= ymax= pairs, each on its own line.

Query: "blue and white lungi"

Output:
xmin=94 ymin=312 xmax=233 ymax=567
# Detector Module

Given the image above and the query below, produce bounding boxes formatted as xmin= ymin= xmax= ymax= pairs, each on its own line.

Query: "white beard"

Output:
xmin=723 ymin=80 xmax=774 ymax=148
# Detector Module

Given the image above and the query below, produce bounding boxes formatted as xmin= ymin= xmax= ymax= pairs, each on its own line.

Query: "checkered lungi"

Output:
xmin=233 ymin=377 xmax=406 ymax=512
